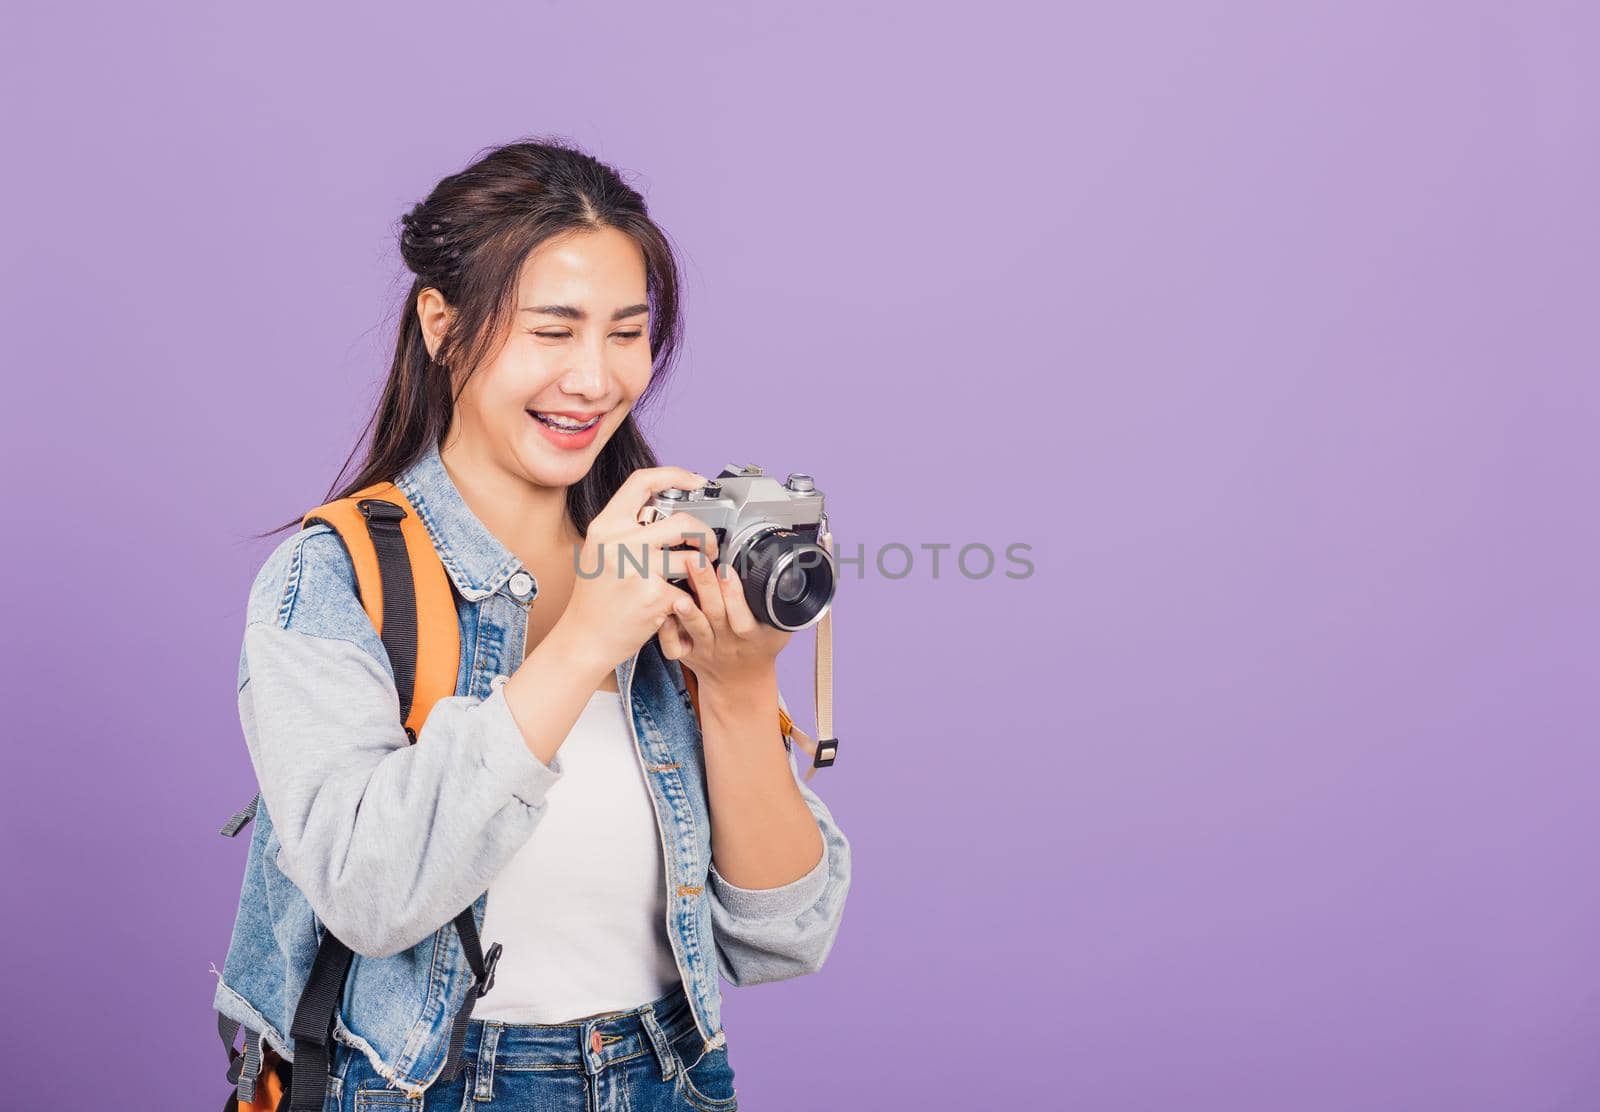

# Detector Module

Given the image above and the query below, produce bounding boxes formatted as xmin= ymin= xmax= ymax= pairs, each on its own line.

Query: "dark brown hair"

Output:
xmin=258 ymin=136 xmax=684 ymax=537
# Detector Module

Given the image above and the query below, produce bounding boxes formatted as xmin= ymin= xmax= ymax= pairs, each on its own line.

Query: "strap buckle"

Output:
xmin=812 ymin=737 xmax=838 ymax=768
xmin=357 ymin=498 xmax=407 ymax=523
xmin=478 ymin=941 xmax=503 ymax=997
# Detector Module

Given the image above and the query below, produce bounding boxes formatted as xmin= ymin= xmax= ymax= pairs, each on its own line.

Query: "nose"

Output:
xmin=559 ymin=337 xmax=613 ymax=397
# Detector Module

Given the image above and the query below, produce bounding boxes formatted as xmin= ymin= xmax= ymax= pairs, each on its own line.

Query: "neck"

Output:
xmin=437 ymin=429 xmax=577 ymax=566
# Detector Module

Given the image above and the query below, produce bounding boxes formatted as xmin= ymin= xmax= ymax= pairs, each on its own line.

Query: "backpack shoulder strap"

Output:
xmin=302 ymin=482 xmax=461 ymax=740
xmin=259 ymin=485 xmax=485 ymax=1110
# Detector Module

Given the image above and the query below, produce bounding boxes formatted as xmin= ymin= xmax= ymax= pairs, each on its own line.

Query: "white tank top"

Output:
xmin=472 ymin=688 xmax=681 ymax=1023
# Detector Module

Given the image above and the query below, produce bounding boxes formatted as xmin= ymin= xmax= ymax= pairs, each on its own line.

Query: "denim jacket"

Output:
xmin=210 ymin=439 xmax=852 ymax=1098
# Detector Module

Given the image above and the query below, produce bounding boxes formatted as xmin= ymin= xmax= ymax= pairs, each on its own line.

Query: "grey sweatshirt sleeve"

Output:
xmin=706 ymin=735 xmax=852 ymax=986
xmin=238 ymin=525 xmax=563 ymax=959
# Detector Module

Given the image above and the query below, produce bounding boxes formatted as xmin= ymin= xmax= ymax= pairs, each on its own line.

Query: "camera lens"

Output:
xmin=739 ymin=528 xmax=836 ymax=631
xmin=773 ymin=562 xmax=807 ymax=604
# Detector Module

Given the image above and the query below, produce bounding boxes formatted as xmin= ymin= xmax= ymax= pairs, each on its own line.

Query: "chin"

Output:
xmin=514 ymin=429 xmax=614 ymax=489
xmin=515 ymin=451 xmax=594 ymax=490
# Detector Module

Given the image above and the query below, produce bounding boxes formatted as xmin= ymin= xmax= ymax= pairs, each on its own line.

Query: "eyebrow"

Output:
xmin=520 ymin=303 xmax=649 ymax=322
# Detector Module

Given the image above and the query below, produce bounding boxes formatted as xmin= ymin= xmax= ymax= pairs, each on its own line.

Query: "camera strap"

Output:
xmin=783 ymin=530 xmax=838 ymax=782
xmin=676 ymin=535 xmax=839 ymax=781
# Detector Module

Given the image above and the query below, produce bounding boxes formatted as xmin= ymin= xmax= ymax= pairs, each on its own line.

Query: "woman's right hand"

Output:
xmin=551 ymin=466 xmax=720 ymax=676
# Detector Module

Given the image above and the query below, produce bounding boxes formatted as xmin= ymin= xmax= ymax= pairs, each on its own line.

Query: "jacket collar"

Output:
xmin=394 ymin=438 xmax=650 ymax=694
xmin=394 ymin=438 xmax=530 ymax=603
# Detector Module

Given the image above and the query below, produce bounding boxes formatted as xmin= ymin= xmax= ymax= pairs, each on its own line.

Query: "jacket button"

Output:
xmin=508 ymin=572 xmax=535 ymax=598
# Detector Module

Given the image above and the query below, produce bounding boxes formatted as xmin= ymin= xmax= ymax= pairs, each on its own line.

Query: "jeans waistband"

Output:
xmin=458 ymin=981 xmax=697 ymax=1083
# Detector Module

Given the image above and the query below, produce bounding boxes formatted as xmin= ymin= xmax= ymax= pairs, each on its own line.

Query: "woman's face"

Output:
xmin=441 ymin=226 xmax=654 ymax=491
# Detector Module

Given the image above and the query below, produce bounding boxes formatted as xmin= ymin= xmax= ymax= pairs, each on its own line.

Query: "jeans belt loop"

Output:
xmin=638 ymin=1003 xmax=678 ymax=1082
xmin=473 ymin=1022 xmax=502 ymax=1100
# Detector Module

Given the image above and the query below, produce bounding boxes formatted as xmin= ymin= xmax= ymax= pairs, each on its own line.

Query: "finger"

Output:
xmin=595 ymin=468 xmax=708 ymax=532
xmin=719 ymin=562 xmax=759 ymax=635
xmin=658 ymin=614 xmax=688 ymax=660
xmin=663 ymin=549 xmax=719 ymax=581
xmin=685 ymin=554 xmax=727 ymax=629
xmin=606 ymin=542 xmax=707 ymax=582
xmin=634 ymin=513 xmax=719 ymax=557
xmin=671 ymin=592 xmax=715 ymax=652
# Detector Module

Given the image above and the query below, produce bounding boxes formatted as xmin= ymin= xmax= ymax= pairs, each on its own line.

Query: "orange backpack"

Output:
xmin=220 ymin=481 xmax=834 ymax=1110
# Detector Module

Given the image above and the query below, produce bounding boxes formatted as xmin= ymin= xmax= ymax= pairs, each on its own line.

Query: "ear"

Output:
xmin=416 ymin=287 xmax=454 ymax=361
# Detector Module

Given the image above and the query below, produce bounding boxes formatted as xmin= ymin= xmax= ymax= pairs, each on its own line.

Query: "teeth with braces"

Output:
xmin=530 ymin=411 xmax=602 ymax=431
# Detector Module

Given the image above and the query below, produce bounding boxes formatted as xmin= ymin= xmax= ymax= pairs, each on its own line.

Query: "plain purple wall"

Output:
xmin=4 ymin=2 xmax=1596 ymax=1109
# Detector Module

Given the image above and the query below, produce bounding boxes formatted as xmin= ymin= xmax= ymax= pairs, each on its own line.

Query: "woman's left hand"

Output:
xmin=657 ymin=554 xmax=791 ymax=687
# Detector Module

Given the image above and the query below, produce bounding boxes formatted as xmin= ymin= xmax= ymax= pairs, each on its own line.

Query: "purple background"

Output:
xmin=4 ymin=2 xmax=1596 ymax=1108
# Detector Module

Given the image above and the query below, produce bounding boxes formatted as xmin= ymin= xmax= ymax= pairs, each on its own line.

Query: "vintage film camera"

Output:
xmin=642 ymin=464 xmax=836 ymax=632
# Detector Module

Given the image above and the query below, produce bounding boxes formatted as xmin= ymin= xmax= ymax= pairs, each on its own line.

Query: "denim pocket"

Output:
xmin=353 ymin=1086 xmax=422 ymax=1111
xmin=671 ymin=1029 xmax=738 ymax=1111
xmin=338 ymin=1044 xmax=422 ymax=1112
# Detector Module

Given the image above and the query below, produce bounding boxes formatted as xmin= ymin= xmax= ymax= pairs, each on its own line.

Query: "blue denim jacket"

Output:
xmin=210 ymin=439 xmax=852 ymax=1098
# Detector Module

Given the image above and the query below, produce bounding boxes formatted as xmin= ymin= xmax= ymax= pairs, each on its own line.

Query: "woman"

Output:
xmin=211 ymin=138 xmax=852 ymax=1111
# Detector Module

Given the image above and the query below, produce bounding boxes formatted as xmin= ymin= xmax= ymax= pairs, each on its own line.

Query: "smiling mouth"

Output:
xmin=527 ymin=410 xmax=605 ymax=432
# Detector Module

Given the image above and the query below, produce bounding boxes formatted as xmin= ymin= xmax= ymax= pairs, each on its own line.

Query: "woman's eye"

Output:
xmin=532 ymin=330 xmax=642 ymax=340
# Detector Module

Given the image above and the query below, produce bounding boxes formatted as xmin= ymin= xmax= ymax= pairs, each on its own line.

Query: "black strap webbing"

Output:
xmin=357 ymin=499 xmax=419 ymax=727
xmin=219 ymin=792 xmax=259 ymax=837
xmin=287 ymin=931 xmax=354 ymax=1110
xmin=283 ymin=498 xmax=498 ymax=1108
xmin=439 ymin=909 xmax=503 ymax=1081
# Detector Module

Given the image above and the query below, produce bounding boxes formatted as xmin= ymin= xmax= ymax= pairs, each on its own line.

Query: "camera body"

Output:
xmin=644 ymin=465 xmax=836 ymax=631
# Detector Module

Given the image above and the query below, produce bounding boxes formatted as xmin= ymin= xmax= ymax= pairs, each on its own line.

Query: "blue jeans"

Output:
xmin=326 ymin=983 xmax=738 ymax=1110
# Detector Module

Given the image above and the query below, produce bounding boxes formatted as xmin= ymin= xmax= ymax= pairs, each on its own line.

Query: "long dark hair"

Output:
xmin=258 ymin=136 xmax=684 ymax=538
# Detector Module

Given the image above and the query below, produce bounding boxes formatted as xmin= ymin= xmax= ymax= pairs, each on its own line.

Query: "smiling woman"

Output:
xmin=523 ymin=297 xmax=651 ymax=448
xmin=213 ymin=137 xmax=852 ymax=1111
xmin=421 ymin=229 xmax=658 ymax=482
xmin=288 ymin=146 xmax=688 ymax=543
